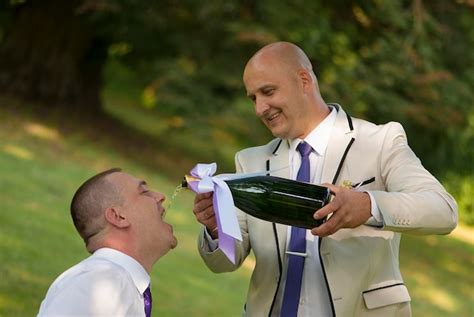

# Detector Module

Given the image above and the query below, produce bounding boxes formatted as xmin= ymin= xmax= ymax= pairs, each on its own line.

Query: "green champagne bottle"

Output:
xmin=183 ymin=175 xmax=332 ymax=229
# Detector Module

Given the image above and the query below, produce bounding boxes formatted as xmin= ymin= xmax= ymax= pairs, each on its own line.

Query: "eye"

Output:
xmin=141 ymin=187 xmax=151 ymax=195
xmin=262 ymin=88 xmax=275 ymax=96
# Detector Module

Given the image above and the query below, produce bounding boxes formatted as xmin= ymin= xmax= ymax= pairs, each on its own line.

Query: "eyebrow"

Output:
xmin=138 ymin=180 xmax=147 ymax=188
xmin=247 ymin=84 xmax=275 ymax=98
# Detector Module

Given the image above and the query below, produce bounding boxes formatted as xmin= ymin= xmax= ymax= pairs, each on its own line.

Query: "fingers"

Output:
xmin=321 ymin=183 xmax=340 ymax=196
xmin=192 ymin=192 xmax=217 ymax=233
xmin=314 ymin=197 xmax=339 ymax=220
xmin=311 ymin=206 xmax=344 ymax=237
xmin=194 ymin=201 xmax=213 ymax=217
xmin=193 ymin=192 xmax=212 ymax=214
xmin=311 ymin=186 xmax=371 ymax=237
xmin=194 ymin=192 xmax=212 ymax=205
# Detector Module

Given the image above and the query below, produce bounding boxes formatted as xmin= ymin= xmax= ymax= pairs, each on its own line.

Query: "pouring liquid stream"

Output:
xmin=164 ymin=184 xmax=184 ymax=218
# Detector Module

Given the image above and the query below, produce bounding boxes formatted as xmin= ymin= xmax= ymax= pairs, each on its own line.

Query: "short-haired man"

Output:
xmin=38 ymin=168 xmax=177 ymax=316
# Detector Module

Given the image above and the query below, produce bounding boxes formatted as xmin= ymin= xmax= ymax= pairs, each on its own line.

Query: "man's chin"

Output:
xmin=267 ymin=122 xmax=290 ymax=139
xmin=270 ymin=129 xmax=288 ymax=139
xmin=170 ymin=237 xmax=178 ymax=249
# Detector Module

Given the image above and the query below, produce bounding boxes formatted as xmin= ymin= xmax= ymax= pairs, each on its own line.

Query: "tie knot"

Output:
xmin=144 ymin=286 xmax=151 ymax=297
xmin=297 ymin=141 xmax=312 ymax=157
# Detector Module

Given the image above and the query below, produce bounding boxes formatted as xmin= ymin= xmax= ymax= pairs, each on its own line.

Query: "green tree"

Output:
xmin=0 ymin=0 xmax=472 ymax=185
xmin=0 ymin=0 xmax=108 ymax=113
xmin=0 ymin=0 xmax=260 ymax=114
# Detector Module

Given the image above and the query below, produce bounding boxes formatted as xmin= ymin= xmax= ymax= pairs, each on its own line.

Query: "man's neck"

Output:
xmin=298 ymin=104 xmax=331 ymax=139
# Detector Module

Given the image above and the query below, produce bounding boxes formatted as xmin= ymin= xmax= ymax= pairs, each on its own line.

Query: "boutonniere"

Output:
xmin=341 ymin=180 xmax=354 ymax=189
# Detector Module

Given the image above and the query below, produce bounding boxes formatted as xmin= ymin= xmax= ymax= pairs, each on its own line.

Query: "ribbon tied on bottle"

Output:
xmin=187 ymin=163 xmax=243 ymax=264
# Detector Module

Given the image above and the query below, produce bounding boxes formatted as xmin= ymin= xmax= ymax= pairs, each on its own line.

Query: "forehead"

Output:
xmin=107 ymin=172 xmax=144 ymax=191
xmin=243 ymin=59 xmax=290 ymax=93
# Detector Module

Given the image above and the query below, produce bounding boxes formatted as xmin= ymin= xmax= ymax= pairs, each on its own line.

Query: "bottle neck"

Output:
xmin=182 ymin=175 xmax=200 ymax=188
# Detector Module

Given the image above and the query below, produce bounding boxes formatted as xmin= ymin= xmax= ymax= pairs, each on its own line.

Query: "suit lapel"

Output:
xmin=268 ymin=139 xmax=290 ymax=178
xmin=321 ymin=105 xmax=355 ymax=185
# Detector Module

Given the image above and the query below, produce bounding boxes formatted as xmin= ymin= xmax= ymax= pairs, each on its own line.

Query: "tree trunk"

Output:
xmin=0 ymin=0 xmax=107 ymax=115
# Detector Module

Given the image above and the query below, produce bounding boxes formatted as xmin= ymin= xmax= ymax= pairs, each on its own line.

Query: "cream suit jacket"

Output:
xmin=198 ymin=105 xmax=458 ymax=317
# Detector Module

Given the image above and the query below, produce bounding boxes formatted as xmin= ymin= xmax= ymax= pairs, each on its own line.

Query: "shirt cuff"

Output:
xmin=203 ymin=227 xmax=219 ymax=251
xmin=365 ymin=191 xmax=384 ymax=228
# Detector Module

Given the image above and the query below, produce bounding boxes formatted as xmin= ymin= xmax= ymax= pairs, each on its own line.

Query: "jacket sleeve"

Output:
xmin=370 ymin=122 xmax=458 ymax=234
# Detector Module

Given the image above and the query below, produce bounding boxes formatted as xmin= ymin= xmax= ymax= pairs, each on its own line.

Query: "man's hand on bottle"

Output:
xmin=193 ymin=192 xmax=219 ymax=239
xmin=310 ymin=183 xmax=372 ymax=237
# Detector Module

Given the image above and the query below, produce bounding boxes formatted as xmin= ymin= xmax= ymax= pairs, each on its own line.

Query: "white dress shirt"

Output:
xmin=38 ymin=248 xmax=150 ymax=317
xmin=270 ymin=107 xmax=338 ymax=317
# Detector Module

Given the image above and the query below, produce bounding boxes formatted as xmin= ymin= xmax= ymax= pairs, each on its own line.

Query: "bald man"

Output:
xmin=192 ymin=42 xmax=457 ymax=317
xmin=38 ymin=168 xmax=177 ymax=316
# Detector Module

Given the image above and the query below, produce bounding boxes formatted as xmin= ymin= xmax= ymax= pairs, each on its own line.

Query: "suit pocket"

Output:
xmin=352 ymin=176 xmax=376 ymax=189
xmin=362 ymin=282 xmax=411 ymax=309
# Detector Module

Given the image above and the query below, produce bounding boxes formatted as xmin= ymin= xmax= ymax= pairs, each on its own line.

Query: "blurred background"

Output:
xmin=0 ymin=0 xmax=472 ymax=316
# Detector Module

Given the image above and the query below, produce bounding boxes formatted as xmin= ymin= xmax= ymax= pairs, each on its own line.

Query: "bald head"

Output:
xmin=245 ymin=42 xmax=315 ymax=78
xmin=242 ymin=41 xmax=328 ymax=139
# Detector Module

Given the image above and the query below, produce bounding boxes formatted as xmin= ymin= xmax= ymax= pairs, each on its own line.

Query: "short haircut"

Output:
xmin=70 ymin=168 xmax=123 ymax=244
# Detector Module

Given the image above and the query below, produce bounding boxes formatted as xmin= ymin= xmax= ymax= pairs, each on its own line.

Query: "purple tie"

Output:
xmin=280 ymin=141 xmax=312 ymax=317
xmin=144 ymin=285 xmax=152 ymax=317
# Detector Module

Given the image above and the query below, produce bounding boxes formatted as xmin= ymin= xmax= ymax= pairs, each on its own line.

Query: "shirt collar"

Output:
xmin=290 ymin=106 xmax=337 ymax=155
xmin=92 ymin=248 xmax=151 ymax=294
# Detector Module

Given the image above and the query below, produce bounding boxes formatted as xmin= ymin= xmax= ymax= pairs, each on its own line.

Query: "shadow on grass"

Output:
xmin=400 ymin=233 xmax=474 ymax=317
xmin=1 ymin=96 xmax=235 ymax=182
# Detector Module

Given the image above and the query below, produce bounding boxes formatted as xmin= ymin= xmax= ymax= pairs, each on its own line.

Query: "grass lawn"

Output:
xmin=0 ymin=101 xmax=472 ymax=316
xmin=0 ymin=104 xmax=251 ymax=317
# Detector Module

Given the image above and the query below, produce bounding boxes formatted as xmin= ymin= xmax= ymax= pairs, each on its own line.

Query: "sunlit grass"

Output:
xmin=400 ymin=233 xmax=474 ymax=316
xmin=0 ymin=105 xmax=250 ymax=317
xmin=23 ymin=122 xmax=61 ymax=141
xmin=102 ymin=78 xmax=271 ymax=176
xmin=2 ymin=144 xmax=34 ymax=160
xmin=0 ymin=101 xmax=472 ymax=317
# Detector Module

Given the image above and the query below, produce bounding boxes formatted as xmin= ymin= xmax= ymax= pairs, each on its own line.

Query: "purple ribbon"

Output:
xmin=188 ymin=163 xmax=242 ymax=264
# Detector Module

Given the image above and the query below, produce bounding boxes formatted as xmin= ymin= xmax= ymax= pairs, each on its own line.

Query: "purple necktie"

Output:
xmin=280 ymin=141 xmax=312 ymax=317
xmin=144 ymin=285 xmax=152 ymax=317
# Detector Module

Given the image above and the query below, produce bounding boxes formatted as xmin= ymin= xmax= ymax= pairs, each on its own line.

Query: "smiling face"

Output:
xmin=243 ymin=61 xmax=304 ymax=139
xmin=243 ymin=42 xmax=324 ymax=140
xmin=110 ymin=172 xmax=178 ymax=259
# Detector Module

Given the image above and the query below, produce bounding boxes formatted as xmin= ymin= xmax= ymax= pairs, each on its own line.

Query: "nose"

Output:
xmin=153 ymin=191 xmax=166 ymax=203
xmin=254 ymin=97 xmax=270 ymax=117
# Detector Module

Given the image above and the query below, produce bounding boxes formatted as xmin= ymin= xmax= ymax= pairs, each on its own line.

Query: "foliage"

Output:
xmin=104 ymin=0 xmax=474 ymax=175
xmin=105 ymin=0 xmax=473 ymax=223
xmin=0 ymin=1 xmax=472 ymax=221
xmin=0 ymin=2 xmax=473 ymax=315
xmin=444 ymin=173 xmax=474 ymax=226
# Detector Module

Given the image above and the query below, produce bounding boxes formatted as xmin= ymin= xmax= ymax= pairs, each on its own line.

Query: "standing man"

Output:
xmin=38 ymin=168 xmax=177 ymax=316
xmin=192 ymin=42 xmax=457 ymax=316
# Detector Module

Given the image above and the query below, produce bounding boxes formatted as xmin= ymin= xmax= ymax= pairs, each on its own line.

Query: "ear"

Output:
xmin=297 ymin=69 xmax=313 ymax=93
xmin=104 ymin=207 xmax=130 ymax=229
